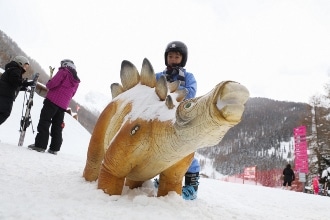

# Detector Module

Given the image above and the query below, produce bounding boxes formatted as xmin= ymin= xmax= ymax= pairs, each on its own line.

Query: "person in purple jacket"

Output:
xmin=28 ymin=59 xmax=80 ymax=155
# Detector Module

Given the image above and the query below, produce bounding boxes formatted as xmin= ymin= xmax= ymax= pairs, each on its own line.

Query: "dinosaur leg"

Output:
xmin=83 ymin=141 xmax=105 ymax=182
xmin=157 ymin=153 xmax=194 ymax=197
xmin=83 ymin=103 xmax=118 ymax=181
xmin=98 ymin=165 xmax=125 ymax=195
xmin=125 ymin=179 xmax=144 ymax=189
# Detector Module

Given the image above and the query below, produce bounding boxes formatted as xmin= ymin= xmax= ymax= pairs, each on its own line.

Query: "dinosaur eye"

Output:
xmin=184 ymin=102 xmax=192 ymax=109
xmin=130 ymin=125 xmax=140 ymax=135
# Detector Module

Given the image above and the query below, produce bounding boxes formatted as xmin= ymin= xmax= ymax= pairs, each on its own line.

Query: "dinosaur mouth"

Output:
xmin=214 ymin=81 xmax=249 ymax=123
xmin=175 ymin=81 xmax=249 ymax=127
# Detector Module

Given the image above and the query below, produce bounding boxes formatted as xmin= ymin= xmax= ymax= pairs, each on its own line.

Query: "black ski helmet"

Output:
xmin=164 ymin=41 xmax=188 ymax=67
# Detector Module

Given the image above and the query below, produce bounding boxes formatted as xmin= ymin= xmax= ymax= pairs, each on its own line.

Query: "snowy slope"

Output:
xmin=0 ymin=89 xmax=329 ymax=220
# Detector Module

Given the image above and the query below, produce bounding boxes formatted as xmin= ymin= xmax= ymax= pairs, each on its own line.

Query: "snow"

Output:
xmin=1 ymin=91 xmax=329 ymax=220
xmin=116 ymin=84 xmax=179 ymax=122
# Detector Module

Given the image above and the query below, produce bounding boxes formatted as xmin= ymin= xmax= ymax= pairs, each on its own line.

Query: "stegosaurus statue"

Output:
xmin=83 ymin=58 xmax=249 ymax=197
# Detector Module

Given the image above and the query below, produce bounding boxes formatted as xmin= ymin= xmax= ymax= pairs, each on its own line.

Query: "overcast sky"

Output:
xmin=1 ymin=0 xmax=330 ymax=103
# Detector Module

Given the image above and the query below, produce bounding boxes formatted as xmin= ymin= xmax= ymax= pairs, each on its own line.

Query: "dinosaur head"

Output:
xmin=174 ymin=80 xmax=249 ymax=150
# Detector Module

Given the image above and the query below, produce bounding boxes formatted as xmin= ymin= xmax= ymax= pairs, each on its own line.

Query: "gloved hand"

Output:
xmin=165 ymin=66 xmax=181 ymax=82
xmin=22 ymin=79 xmax=34 ymax=87
xmin=19 ymin=86 xmax=27 ymax=91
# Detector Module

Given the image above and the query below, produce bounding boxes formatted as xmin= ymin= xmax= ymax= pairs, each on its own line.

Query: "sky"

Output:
xmin=1 ymin=92 xmax=330 ymax=220
xmin=1 ymin=0 xmax=330 ymax=104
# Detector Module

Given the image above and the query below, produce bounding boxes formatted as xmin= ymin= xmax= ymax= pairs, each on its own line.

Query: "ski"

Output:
xmin=18 ymin=73 xmax=40 ymax=146
xmin=49 ymin=66 xmax=55 ymax=79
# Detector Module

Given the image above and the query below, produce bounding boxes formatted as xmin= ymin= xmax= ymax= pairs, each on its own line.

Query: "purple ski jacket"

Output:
xmin=46 ymin=67 xmax=80 ymax=110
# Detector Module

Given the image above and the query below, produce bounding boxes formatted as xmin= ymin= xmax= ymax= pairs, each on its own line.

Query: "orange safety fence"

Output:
xmin=220 ymin=169 xmax=304 ymax=192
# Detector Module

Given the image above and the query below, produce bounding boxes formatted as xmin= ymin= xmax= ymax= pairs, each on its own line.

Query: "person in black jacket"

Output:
xmin=282 ymin=163 xmax=295 ymax=190
xmin=0 ymin=56 xmax=32 ymax=125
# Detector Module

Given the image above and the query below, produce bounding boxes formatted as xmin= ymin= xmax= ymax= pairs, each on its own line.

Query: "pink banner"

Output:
xmin=294 ymin=126 xmax=308 ymax=173
xmin=293 ymin=126 xmax=306 ymax=134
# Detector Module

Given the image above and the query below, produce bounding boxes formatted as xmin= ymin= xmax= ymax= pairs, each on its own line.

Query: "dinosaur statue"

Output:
xmin=83 ymin=58 xmax=249 ymax=197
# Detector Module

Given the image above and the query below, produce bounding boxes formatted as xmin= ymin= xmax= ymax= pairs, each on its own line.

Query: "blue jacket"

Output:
xmin=187 ymin=158 xmax=200 ymax=173
xmin=155 ymin=68 xmax=197 ymax=99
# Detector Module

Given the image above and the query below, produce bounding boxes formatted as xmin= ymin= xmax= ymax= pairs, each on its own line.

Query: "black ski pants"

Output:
xmin=35 ymin=98 xmax=65 ymax=151
xmin=0 ymin=96 xmax=13 ymax=125
xmin=185 ymin=172 xmax=200 ymax=191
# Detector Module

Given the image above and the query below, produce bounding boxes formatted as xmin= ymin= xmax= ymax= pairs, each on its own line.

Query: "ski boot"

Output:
xmin=182 ymin=172 xmax=200 ymax=200
xmin=28 ymin=144 xmax=45 ymax=153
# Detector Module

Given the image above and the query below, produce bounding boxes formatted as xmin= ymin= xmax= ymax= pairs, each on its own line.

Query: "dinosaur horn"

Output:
xmin=167 ymin=81 xmax=180 ymax=93
xmin=110 ymin=83 xmax=124 ymax=99
xmin=155 ymin=75 xmax=168 ymax=101
xmin=140 ymin=58 xmax=156 ymax=88
xmin=120 ymin=60 xmax=140 ymax=91
xmin=175 ymin=88 xmax=188 ymax=102
xmin=165 ymin=95 xmax=175 ymax=109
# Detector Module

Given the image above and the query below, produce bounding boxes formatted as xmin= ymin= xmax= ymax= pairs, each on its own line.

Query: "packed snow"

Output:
xmin=0 ymin=91 xmax=329 ymax=220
